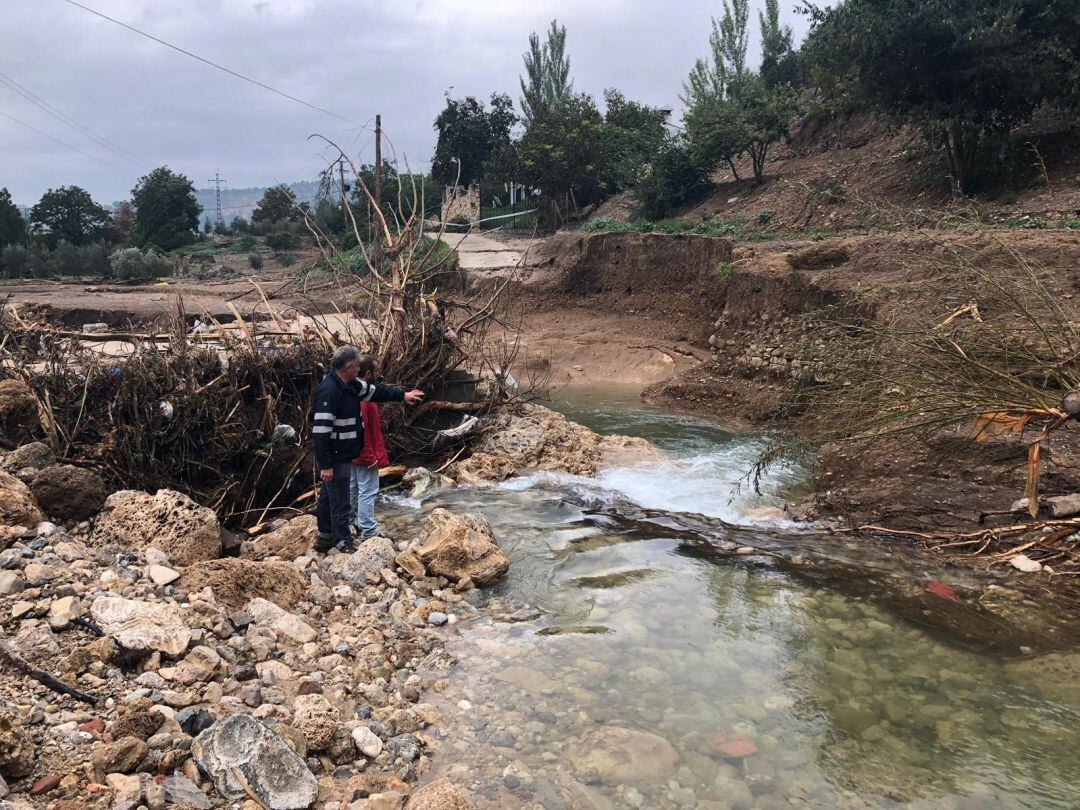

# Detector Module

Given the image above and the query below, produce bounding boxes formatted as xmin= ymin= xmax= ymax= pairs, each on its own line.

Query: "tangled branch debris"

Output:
xmin=0 ymin=138 xmax=526 ymax=525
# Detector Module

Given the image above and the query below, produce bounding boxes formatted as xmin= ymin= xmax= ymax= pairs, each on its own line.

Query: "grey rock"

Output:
xmin=191 ymin=714 xmax=317 ymax=809
xmin=176 ymin=707 xmax=215 ymax=737
xmin=331 ymin=537 xmax=397 ymax=586
xmin=0 ymin=572 xmax=24 ymax=596
xmin=427 ymin=612 xmax=448 ymax=627
xmin=386 ymin=733 xmax=421 ymax=763
xmin=163 ymin=774 xmax=210 ymax=810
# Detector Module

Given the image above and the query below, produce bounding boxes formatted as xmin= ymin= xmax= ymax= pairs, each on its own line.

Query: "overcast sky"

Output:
xmin=1 ymin=0 xmax=809 ymax=207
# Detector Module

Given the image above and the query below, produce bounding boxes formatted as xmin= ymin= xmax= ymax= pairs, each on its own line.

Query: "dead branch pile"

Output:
xmin=0 ymin=317 xmax=324 ymax=524
xmin=0 ymin=137 xmax=526 ymax=524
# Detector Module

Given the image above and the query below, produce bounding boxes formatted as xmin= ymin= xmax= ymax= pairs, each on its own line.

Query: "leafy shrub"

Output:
xmin=635 ymin=136 xmax=709 ymax=220
xmin=2 ymin=243 xmax=112 ymax=279
xmin=715 ymin=260 xmax=733 ymax=281
xmin=266 ymin=229 xmax=300 ymax=251
xmin=1063 ymin=219 xmax=1080 ymax=231
xmin=1002 ymin=217 xmax=1048 ymax=230
xmin=248 ymin=253 xmax=263 ymax=270
xmin=756 ymin=210 xmax=774 ymax=226
xmin=236 ymin=235 xmax=256 ymax=251
xmin=277 ymin=253 xmax=296 ymax=267
xmin=109 ymin=247 xmax=172 ymax=280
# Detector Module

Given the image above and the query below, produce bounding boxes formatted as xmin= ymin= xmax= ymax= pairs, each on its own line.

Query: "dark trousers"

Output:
xmin=316 ymin=462 xmax=354 ymax=546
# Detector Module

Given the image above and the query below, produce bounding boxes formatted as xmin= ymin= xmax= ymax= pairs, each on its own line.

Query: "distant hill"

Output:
xmin=193 ymin=180 xmax=322 ymax=226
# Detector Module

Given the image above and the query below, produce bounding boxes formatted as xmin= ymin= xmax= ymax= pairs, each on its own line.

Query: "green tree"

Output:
xmin=759 ymin=0 xmax=796 ymax=88
xmin=804 ymin=0 xmax=1080 ymax=192
xmin=683 ymin=0 xmax=797 ymax=185
xmin=431 ymin=93 xmax=516 ymax=188
xmin=683 ymin=0 xmax=750 ymax=110
xmin=520 ymin=20 xmax=573 ymax=123
xmin=738 ymin=77 xmax=798 ymax=183
xmin=517 ymin=93 xmax=606 ymax=224
xmin=636 ymin=136 xmax=710 ymax=220
xmin=105 ymin=200 xmax=136 ymax=244
xmin=0 ymin=188 xmax=27 ymax=249
xmin=29 ymin=186 xmax=109 ymax=248
xmin=600 ymin=89 xmax=669 ymax=192
xmin=131 ymin=167 xmax=202 ymax=251
xmin=252 ymin=185 xmax=302 ymax=225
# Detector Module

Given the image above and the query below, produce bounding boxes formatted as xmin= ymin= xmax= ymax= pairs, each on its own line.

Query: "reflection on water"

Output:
xmin=380 ymin=389 xmax=1080 ymax=809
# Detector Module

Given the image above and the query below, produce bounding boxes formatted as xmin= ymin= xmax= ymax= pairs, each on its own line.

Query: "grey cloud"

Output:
xmin=1 ymin=0 xmax=808 ymax=206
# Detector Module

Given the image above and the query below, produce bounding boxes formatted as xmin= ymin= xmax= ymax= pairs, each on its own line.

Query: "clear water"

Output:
xmin=380 ymin=389 xmax=1080 ymax=809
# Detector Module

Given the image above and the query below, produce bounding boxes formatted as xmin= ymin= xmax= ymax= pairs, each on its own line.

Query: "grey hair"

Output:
xmin=331 ymin=345 xmax=361 ymax=370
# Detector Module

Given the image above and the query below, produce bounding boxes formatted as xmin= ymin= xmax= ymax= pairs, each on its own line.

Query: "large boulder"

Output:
xmin=0 ymin=707 xmax=35 ymax=778
xmin=30 ymin=464 xmax=108 ymax=521
xmin=449 ymin=404 xmax=656 ymax=483
xmin=291 ymin=694 xmax=340 ymax=751
xmin=191 ymin=714 xmax=318 ymax=809
xmin=179 ymin=558 xmax=306 ymax=610
xmin=405 ymin=778 xmax=476 ymax=810
xmin=91 ymin=489 xmax=222 ymax=565
xmin=569 ymin=726 xmax=678 ymax=784
xmin=251 ymin=515 xmax=318 ymax=560
xmin=0 ymin=380 xmax=40 ymax=444
xmin=0 ymin=441 xmax=54 ymax=474
xmin=90 ymin=596 xmax=191 ymax=656
xmin=330 ymin=536 xmax=397 ymax=587
xmin=413 ymin=509 xmax=508 ymax=586
xmin=0 ymin=468 xmax=43 ymax=529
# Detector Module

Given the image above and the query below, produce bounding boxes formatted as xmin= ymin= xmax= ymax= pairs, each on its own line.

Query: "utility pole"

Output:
xmin=338 ymin=159 xmax=348 ymax=223
xmin=373 ymin=114 xmax=382 ymax=225
xmin=208 ymin=170 xmax=227 ymax=228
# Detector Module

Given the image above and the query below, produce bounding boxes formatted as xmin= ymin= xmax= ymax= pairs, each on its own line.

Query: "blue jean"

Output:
xmin=349 ymin=464 xmax=380 ymax=539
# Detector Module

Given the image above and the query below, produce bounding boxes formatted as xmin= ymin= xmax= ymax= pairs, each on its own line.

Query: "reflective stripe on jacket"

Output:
xmin=312 ymin=372 xmax=403 ymax=469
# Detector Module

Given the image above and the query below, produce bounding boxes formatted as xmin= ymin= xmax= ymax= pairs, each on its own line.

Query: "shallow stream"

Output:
xmin=383 ymin=389 xmax=1080 ymax=809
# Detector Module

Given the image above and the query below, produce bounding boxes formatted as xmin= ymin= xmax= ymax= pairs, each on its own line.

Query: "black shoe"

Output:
xmin=313 ymin=534 xmax=336 ymax=553
xmin=336 ymin=538 xmax=358 ymax=553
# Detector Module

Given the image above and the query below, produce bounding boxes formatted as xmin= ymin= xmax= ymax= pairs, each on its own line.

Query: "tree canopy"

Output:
xmin=681 ymin=0 xmax=797 ymax=184
xmin=802 ymin=0 xmax=1080 ymax=192
xmin=520 ymin=20 xmax=573 ymax=124
xmin=29 ymin=186 xmax=109 ymax=248
xmin=0 ymin=188 xmax=27 ymax=250
xmin=131 ymin=167 xmax=202 ymax=251
xmin=252 ymin=185 xmax=302 ymax=224
xmin=516 ymin=93 xmax=606 ymax=223
xmin=431 ymin=93 xmax=516 ymax=188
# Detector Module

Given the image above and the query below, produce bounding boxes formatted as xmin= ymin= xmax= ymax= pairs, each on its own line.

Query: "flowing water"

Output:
xmin=381 ymin=389 xmax=1080 ymax=809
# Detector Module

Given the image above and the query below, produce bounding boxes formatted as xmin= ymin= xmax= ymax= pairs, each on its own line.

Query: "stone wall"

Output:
xmin=442 ymin=185 xmax=480 ymax=224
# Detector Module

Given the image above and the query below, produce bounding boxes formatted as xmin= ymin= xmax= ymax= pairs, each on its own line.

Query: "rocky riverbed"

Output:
xmin=0 ymin=403 xmax=644 ymax=810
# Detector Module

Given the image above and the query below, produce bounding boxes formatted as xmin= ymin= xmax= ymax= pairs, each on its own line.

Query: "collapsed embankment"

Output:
xmin=521 ymin=227 xmax=1080 ymax=552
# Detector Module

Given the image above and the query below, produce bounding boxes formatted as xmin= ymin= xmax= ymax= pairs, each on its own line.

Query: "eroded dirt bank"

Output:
xmin=513 ymin=227 xmax=1080 ymax=551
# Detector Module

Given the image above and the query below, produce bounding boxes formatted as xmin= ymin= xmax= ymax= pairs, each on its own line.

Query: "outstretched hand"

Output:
xmin=403 ymin=389 xmax=425 ymax=406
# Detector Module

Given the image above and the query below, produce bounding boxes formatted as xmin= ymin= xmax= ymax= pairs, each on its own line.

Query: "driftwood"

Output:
xmin=0 ymin=643 xmax=99 ymax=705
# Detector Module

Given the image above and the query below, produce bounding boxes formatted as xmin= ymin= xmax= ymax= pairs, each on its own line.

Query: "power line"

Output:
xmin=0 ymin=109 xmax=131 ymax=173
xmin=0 ymin=70 xmax=146 ymax=167
xmin=60 ymin=0 xmax=366 ymax=128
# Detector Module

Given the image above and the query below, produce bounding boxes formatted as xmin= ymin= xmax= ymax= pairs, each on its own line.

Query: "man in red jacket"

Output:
xmin=350 ymin=358 xmax=394 ymax=540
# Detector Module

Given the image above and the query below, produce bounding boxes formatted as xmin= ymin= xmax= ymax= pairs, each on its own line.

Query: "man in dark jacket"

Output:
xmin=313 ymin=345 xmax=424 ymax=552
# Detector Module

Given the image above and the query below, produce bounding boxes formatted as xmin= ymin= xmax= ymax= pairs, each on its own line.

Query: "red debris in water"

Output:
xmin=925 ymin=581 xmax=959 ymax=601
xmin=711 ymin=732 xmax=759 ymax=759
